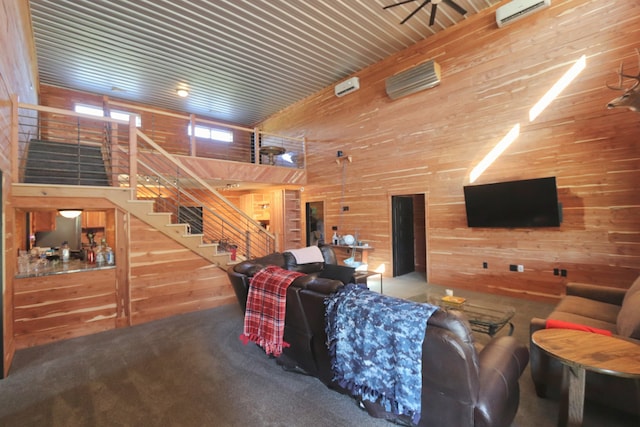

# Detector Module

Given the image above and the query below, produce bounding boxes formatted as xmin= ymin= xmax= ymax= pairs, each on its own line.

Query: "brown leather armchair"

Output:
xmin=228 ymin=247 xmax=529 ymax=427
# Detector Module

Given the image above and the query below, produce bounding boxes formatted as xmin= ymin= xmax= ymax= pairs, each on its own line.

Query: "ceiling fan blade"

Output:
xmin=429 ymin=3 xmax=438 ymax=26
xmin=400 ymin=0 xmax=431 ymax=24
xmin=383 ymin=0 xmax=417 ymax=10
xmin=443 ymin=0 xmax=467 ymax=16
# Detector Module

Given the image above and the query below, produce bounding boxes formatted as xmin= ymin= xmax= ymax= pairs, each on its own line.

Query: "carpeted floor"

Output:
xmin=0 ymin=275 xmax=637 ymax=427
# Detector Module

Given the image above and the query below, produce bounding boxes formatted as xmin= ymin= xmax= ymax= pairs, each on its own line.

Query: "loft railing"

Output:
xmin=12 ymin=101 xmax=301 ymax=259
xmin=121 ymin=129 xmax=275 ymax=257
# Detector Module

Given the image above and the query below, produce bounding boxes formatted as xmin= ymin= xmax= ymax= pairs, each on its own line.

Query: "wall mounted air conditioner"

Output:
xmin=385 ymin=59 xmax=441 ymax=100
xmin=335 ymin=77 xmax=360 ymax=97
xmin=496 ymin=0 xmax=551 ymax=28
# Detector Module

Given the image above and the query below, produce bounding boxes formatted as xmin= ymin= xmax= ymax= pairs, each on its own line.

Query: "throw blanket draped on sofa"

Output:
xmin=240 ymin=265 xmax=304 ymax=356
xmin=325 ymin=284 xmax=438 ymax=424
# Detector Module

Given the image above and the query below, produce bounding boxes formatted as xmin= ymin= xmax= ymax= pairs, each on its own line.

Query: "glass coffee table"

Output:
xmin=426 ymin=291 xmax=515 ymax=337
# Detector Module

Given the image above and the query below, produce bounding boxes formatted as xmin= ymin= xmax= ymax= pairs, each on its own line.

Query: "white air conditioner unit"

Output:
xmin=335 ymin=77 xmax=360 ymax=97
xmin=385 ymin=60 xmax=441 ymax=100
xmin=496 ymin=0 xmax=551 ymax=28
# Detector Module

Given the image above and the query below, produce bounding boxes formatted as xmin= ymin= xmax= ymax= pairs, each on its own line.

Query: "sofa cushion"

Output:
xmin=617 ymin=276 xmax=640 ymax=338
xmin=554 ymin=295 xmax=620 ymax=324
xmin=622 ymin=275 xmax=640 ymax=304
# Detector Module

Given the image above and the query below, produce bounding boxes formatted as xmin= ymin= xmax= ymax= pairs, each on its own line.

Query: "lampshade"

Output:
xmin=59 ymin=209 xmax=83 ymax=219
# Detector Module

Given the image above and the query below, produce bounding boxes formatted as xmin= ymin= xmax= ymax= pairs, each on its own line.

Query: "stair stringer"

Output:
xmin=109 ymin=198 xmax=232 ymax=268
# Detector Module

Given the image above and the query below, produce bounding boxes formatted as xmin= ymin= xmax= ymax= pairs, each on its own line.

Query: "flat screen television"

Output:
xmin=463 ymin=177 xmax=561 ymax=228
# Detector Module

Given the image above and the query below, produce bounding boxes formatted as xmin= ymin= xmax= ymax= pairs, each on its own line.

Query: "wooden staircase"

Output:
xmin=23 ymin=140 xmax=110 ymax=186
xmin=120 ymin=198 xmax=231 ymax=267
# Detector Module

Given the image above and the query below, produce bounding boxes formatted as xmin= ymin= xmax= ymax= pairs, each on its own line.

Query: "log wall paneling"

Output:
xmin=259 ymin=0 xmax=640 ymax=303
xmin=13 ymin=269 xmax=118 ymax=349
xmin=128 ymin=217 xmax=235 ymax=325
xmin=1 ymin=0 xmax=39 ymax=377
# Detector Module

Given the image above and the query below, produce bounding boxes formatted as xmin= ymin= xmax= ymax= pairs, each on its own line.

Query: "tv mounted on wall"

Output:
xmin=463 ymin=177 xmax=561 ymax=228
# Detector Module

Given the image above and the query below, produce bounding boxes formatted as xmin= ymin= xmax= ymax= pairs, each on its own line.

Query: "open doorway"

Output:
xmin=305 ymin=201 xmax=324 ymax=246
xmin=391 ymin=194 xmax=426 ymax=278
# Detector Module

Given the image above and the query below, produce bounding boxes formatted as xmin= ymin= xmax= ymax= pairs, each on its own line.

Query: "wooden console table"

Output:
xmin=330 ymin=244 xmax=373 ymax=265
xmin=531 ymin=328 xmax=640 ymax=427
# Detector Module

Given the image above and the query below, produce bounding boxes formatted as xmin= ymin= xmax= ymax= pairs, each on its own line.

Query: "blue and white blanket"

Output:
xmin=325 ymin=284 xmax=437 ymax=424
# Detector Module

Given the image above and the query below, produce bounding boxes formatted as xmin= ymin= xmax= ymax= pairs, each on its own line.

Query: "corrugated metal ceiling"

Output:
xmin=29 ymin=0 xmax=499 ymax=126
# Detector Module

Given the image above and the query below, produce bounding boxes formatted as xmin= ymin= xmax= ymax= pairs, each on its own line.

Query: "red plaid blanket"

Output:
xmin=239 ymin=265 xmax=304 ymax=356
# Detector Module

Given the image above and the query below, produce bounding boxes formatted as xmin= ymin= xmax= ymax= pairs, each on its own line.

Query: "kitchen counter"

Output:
xmin=15 ymin=258 xmax=115 ymax=278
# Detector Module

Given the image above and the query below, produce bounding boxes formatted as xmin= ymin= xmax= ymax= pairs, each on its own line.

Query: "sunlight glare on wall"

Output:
xmin=529 ymin=55 xmax=586 ymax=121
xmin=470 ymin=124 xmax=520 ymax=183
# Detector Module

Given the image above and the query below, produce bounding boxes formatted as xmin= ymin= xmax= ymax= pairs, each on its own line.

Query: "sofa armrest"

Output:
xmin=475 ymin=336 xmax=529 ymax=427
xmin=292 ymin=275 xmax=343 ymax=295
xmin=566 ymin=282 xmax=627 ymax=306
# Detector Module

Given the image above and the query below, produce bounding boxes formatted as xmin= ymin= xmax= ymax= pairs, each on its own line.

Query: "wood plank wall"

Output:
xmin=0 ymin=0 xmax=40 ymax=376
xmin=259 ymin=0 xmax=640 ymax=302
xmin=128 ymin=217 xmax=235 ymax=325
xmin=13 ymin=269 xmax=118 ymax=349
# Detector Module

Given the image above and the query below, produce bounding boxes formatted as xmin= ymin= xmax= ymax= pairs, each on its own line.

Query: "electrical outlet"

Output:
xmin=517 ymin=264 xmax=524 ymax=272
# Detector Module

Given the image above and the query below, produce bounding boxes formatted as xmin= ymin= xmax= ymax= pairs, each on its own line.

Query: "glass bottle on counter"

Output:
xmin=95 ymin=244 xmax=105 ymax=266
xmin=105 ymin=246 xmax=114 ymax=265
xmin=87 ymin=244 xmax=96 ymax=264
xmin=61 ymin=241 xmax=70 ymax=263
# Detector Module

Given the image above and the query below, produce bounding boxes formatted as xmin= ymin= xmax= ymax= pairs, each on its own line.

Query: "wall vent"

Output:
xmin=385 ymin=60 xmax=441 ymax=100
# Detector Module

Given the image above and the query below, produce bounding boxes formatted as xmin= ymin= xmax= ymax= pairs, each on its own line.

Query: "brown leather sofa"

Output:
xmin=228 ymin=246 xmax=530 ymax=427
xmin=529 ymin=275 xmax=640 ymax=415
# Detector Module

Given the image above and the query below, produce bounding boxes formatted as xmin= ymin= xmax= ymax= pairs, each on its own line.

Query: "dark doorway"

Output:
xmin=392 ymin=196 xmax=414 ymax=276
xmin=392 ymin=194 xmax=426 ymax=277
xmin=305 ymin=201 xmax=324 ymax=246
xmin=178 ymin=206 xmax=203 ymax=234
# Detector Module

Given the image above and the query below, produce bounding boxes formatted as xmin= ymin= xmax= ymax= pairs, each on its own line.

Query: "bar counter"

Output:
xmin=15 ymin=258 xmax=115 ymax=279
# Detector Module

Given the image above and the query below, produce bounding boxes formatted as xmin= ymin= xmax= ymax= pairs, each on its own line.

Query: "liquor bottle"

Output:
xmin=61 ymin=241 xmax=70 ymax=263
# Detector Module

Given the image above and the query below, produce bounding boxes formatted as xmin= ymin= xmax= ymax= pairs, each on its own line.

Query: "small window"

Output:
xmin=74 ymin=104 xmax=141 ymax=127
xmin=188 ymin=125 xmax=233 ymax=143
xmin=110 ymin=110 xmax=141 ymax=127
xmin=75 ymin=104 xmax=103 ymax=117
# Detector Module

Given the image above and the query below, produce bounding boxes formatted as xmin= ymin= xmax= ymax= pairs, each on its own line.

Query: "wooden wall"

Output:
xmin=259 ymin=0 xmax=640 ymax=302
xmin=128 ymin=216 xmax=235 ymax=325
xmin=0 ymin=0 xmax=39 ymax=376
xmin=13 ymin=269 xmax=118 ymax=349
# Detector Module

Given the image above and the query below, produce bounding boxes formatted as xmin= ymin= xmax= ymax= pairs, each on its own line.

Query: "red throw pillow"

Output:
xmin=545 ymin=319 xmax=613 ymax=336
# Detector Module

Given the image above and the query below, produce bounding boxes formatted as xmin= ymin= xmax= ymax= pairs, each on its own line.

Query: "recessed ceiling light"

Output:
xmin=177 ymin=88 xmax=189 ymax=97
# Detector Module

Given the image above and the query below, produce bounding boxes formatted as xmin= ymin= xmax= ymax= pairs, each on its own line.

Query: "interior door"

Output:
xmin=305 ymin=201 xmax=324 ymax=245
xmin=392 ymin=195 xmax=415 ymax=276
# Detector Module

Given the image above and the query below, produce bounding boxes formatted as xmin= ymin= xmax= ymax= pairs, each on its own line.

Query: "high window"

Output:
xmin=74 ymin=104 xmax=141 ymax=127
xmin=187 ymin=125 xmax=233 ymax=143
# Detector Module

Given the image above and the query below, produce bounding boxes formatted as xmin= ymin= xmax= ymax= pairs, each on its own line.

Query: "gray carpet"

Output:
xmin=0 ymin=288 xmax=637 ymax=427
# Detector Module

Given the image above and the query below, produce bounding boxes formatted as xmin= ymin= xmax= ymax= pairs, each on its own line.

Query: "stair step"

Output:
xmin=24 ymin=139 xmax=109 ymax=186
